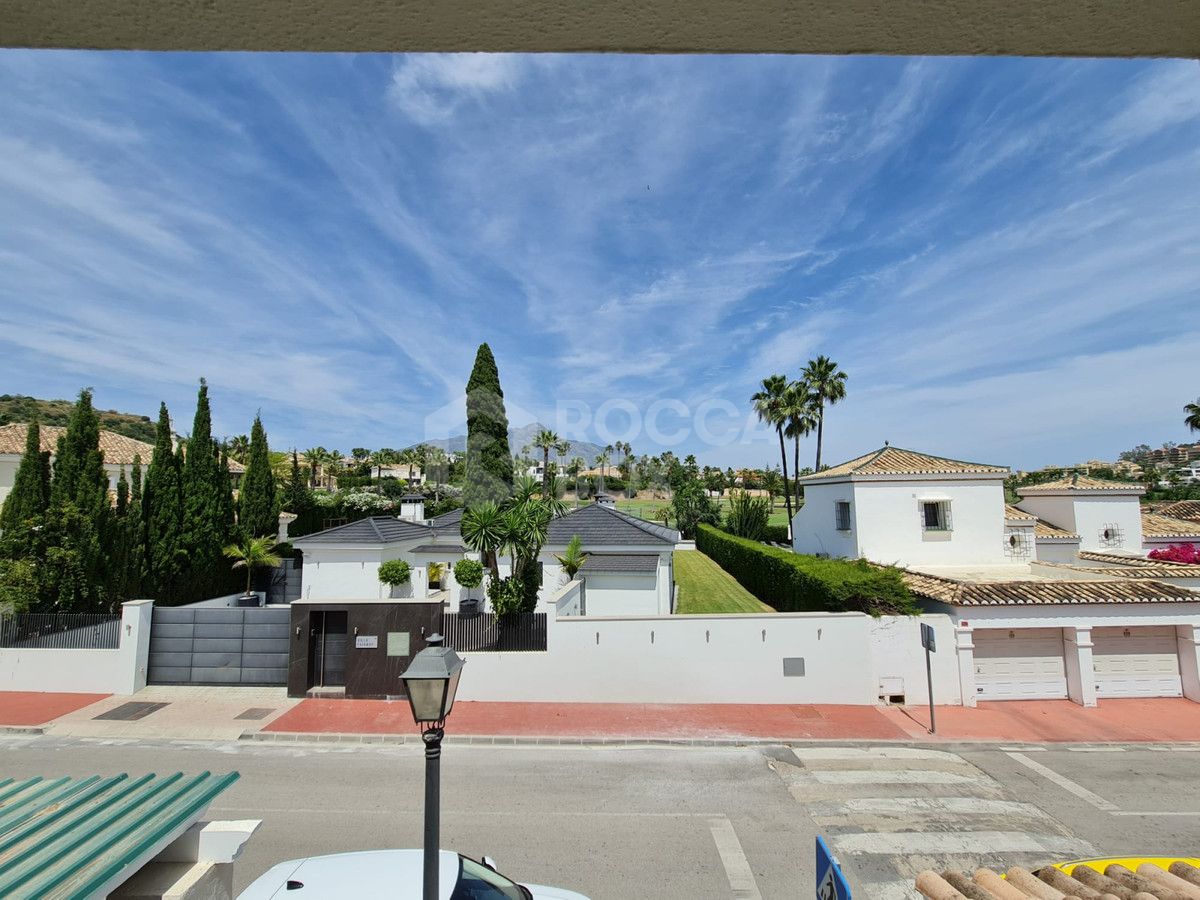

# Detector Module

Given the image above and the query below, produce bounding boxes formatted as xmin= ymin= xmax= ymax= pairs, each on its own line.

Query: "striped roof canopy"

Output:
xmin=797 ymin=446 xmax=1008 ymax=482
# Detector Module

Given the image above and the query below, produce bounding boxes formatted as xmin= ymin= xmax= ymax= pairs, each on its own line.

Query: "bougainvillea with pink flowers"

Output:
xmin=1148 ymin=543 xmax=1200 ymax=564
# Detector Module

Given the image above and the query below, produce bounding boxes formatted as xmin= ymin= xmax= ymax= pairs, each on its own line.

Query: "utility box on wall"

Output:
xmin=287 ymin=600 xmax=444 ymax=699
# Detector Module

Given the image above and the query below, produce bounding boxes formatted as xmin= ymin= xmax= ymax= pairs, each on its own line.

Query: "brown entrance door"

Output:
xmin=309 ymin=611 xmax=348 ymax=687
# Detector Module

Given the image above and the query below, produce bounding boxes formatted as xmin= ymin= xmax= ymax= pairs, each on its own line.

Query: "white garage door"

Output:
xmin=974 ymin=628 xmax=1068 ymax=700
xmin=1092 ymin=626 xmax=1182 ymax=698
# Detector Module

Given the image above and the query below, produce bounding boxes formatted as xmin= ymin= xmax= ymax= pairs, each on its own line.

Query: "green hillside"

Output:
xmin=0 ymin=394 xmax=156 ymax=444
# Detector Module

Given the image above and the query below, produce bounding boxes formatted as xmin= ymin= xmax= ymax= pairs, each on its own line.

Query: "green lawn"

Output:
xmin=673 ymin=549 xmax=775 ymax=615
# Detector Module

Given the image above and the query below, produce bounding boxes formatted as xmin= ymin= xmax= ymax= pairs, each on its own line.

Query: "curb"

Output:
xmin=239 ymin=731 xmax=1200 ymax=751
xmin=0 ymin=726 xmax=44 ymax=736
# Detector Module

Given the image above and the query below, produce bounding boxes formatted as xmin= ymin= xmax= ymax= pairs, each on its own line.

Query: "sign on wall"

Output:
xmin=387 ymin=632 xmax=411 ymax=657
xmin=355 ymin=635 xmax=379 ymax=649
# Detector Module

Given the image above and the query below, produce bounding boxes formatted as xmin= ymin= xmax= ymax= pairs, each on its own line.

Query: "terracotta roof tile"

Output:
xmin=1017 ymin=472 xmax=1144 ymax=494
xmin=1004 ymin=505 xmax=1037 ymax=521
xmin=1161 ymin=500 xmax=1200 ymax=522
xmin=798 ymin=446 xmax=1008 ymax=481
xmin=901 ymin=569 xmax=1196 ymax=606
xmin=1033 ymin=517 xmax=1079 ymax=539
xmin=0 ymin=422 xmax=245 ymax=472
xmin=1077 ymin=550 xmax=1161 ymax=567
xmin=1142 ymin=511 xmax=1200 ymax=538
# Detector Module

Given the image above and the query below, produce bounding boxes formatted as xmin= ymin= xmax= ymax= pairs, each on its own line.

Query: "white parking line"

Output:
xmin=708 ymin=816 xmax=762 ymax=900
xmin=811 ymin=796 xmax=1051 ymax=818
xmin=1005 ymin=752 xmax=1119 ymax=811
xmin=1111 ymin=811 xmax=1200 ymax=817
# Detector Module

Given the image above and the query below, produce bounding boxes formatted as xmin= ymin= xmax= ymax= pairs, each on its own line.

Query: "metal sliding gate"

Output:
xmin=148 ymin=606 xmax=291 ymax=685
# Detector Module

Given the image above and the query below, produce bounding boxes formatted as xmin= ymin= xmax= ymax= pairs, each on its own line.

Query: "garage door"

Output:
xmin=1092 ymin=626 xmax=1182 ymax=698
xmin=974 ymin=628 xmax=1068 ymax=700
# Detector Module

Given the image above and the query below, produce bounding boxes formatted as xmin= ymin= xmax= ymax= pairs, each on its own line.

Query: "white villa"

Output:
xmin=0 ymin=422 xmax=246 ymax=508
xmin=291 ymin=494 xmax=679 ymax=616
xmin=793 ymin=446 xmax=1200 ymax=707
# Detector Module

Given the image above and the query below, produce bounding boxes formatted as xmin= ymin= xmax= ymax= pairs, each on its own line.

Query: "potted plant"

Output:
xmin=452 ymin=558 xmax=484 ymax=615
xmin=222 ymin=536 xmax=282 ymax=606
xmin=378 ymin=559 xmax=412 ymax=599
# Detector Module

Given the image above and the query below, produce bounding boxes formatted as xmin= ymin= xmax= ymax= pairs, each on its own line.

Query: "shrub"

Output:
xmin=453 ymin=558 xmax=484 ymax=590
xmin=724 ymin=490 xmax=769 ymax=541
xmin=762 ymin=524 xmax=790 ymax=544
xmin=1148 ymin=543 xmax=1200 ymax=565
xmin=695 ymin=524 xmax=917 ymax=616
xmin=672 ymin=480 xmax=722 ymax=538
xmin=378 ymin=559 xmax=412 ymax=586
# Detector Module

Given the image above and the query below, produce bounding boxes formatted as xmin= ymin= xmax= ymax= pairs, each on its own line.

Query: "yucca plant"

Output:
xmin=222 ymin=536 xmax=282 ymax=597
xmin=554 ymin=534 xmax=588 ymax=581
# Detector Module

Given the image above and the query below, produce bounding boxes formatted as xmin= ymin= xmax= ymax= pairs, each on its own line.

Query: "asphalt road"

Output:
xmin=3 ymin=736 xmax=1199 ymax=899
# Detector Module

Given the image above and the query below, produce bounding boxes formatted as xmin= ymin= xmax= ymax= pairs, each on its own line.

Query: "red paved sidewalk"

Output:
xmin=266 ymin=697 xmax=1200 ymax=743
xmin=265 ymin=701 xmax=910 ymax=741
xmin=0 ymin=692 xmax=110 ymax=726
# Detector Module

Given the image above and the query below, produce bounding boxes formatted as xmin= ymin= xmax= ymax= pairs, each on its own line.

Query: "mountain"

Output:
xmin=0 ymin=394 xmax=157 ymax=443
xmin=409 ymin=423 xmax=605 ymax=464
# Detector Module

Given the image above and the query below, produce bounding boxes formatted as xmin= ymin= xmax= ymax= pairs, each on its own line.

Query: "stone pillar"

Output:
xmin=955 ymin=625 xmax=976 ymax=708
xmin=1177 ymin=625 xmax=1200 ymax=703
xmin=1064 ymin=626 xmax=1097 ymax=708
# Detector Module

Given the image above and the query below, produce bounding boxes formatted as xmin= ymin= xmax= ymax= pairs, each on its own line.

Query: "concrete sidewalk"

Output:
xmin=8 ymin=689 xmax=1200 ymax=744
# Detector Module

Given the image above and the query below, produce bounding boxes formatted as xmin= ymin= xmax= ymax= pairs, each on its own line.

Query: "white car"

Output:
xmin=238 ymin=849 xmax=590 ymax=900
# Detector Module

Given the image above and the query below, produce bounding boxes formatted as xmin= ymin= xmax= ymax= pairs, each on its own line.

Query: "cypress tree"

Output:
xmin=181 ymin=379 xmax=228 ymax=601
xmin=464 ymin=343 xmax=513 ymax=508
xmin=125 ymin=455 xmax=145 ymax=599
xmin=218 ymin=444 xmax=236 ymax=533
xmin=238 ymin=414 xmax=278 ymax=538
xmin=0 ymin=418 xmax=50 ymax=553
xmin=42 ymin=390 xmax=109 ymax=612
xmin=283 ymin=449 xmax=309 ymax=515
xmin=143 ymin=402 xmax=184 ymax=603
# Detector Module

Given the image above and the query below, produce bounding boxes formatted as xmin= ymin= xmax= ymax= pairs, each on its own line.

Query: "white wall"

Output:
xmin=796 ymin=477 xmax=1017 ymax=567
xmin=300 ymin=548 xmax=388 ymax=600
xmin=1035 ymin=540 xmax=1080 ymax=564
xmin=0 ymin=599 xmax=152 ymax=695
xmin=868 ymin=614 xmax=962 ymax=705
xmin=579 ymin=573 xmax=660 ymax=616
xmin=0 ymin=456 xmax=129 ymax=509
xmin=1018 ymin=493 xmax=1143 ymax=554
xmin=791 ymin=482 xmax=858 ymax=558
xmin=455 ymin=583 xmax=962 ymax=704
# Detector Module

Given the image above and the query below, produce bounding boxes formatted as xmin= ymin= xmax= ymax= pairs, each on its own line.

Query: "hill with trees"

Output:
xmin=0 ymin=394 xmax=156 ymax=443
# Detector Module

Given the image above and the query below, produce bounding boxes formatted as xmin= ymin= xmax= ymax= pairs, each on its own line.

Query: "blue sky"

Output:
xmin=1 ymin=52 xmax=1198 ymax=470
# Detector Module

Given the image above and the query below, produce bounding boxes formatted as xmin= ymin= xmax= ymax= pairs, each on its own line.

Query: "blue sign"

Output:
xmin=816 ymin=836 xmax=851 ymax=900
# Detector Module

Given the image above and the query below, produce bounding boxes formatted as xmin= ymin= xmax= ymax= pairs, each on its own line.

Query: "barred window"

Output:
xmin=835 ymin=501 xmax=851 ymax=531
xmin=921 ymin=500 xmax=951 ymax=531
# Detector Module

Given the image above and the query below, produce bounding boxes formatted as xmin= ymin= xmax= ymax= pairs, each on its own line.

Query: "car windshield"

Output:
xmin=450 ymin=856 xmax=528 ymax=900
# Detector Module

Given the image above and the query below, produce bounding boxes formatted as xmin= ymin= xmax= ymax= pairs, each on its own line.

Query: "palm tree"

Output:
xmin=227 ymin=434 xmax=250 ymax=462
xmin=223 ymin=536 xmax=282 ymax=598
xmin=802 ymin=355 xmax=848 ymax=471
xmin=461 ymin=502 xmax=506 ymax=581
xmin=752 ymin=374 xmax=794 ymax=538
xmin=532 ymin=428 xmax=560 ymax=497
xmin=594 ymin=450 xmax=611 ymax=494
xmin=783 ymin=380 xmax=818 ymax=509
xmin=554 ymin=534 xmax=588 ymax=582
xmin=760 ymin=469 xmax=782 ymax=510
xmin=1186 ymin=398 xmax=1200 ymax=434
xmin=302 ymin=447 xmax=326 ymax=488
xmin=568 ymin=456 xmax=585 ymax=505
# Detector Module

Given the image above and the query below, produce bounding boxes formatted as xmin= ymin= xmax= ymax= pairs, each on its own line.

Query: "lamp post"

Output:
xmin=400 ymin=633 xmax=465 ymax=900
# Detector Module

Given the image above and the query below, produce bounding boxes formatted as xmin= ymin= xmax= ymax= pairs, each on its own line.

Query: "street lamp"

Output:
xmin=400 ymin=633 xmax=466 ymax=900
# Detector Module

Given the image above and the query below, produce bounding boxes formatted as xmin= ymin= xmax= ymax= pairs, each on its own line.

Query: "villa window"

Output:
xmin=921 ymin=500 xmax=952 ymax=532
xmin=834 ymin=501 xmax=851 ymax=531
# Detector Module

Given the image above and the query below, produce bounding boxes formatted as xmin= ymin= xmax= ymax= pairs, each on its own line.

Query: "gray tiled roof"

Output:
xmin=429 ymin=508 xmax=463 ymax=532
xmin=410 ymin=543 xmax=466 ymax=554
xmin=580 ymin=553 xmax=660 ymax=573
xmin=293 ymin=516 xmax=431 ymax=545
xmin=547 ymin=503 xmax=678 ymax=547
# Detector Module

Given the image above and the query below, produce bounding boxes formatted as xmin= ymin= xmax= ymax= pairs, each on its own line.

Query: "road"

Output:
xmin=3 ymin=735 xmax=1199 ymax=898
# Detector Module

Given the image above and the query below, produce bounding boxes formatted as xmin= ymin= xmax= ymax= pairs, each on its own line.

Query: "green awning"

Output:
xmin=0 ymin=771 xmax=240 ymax=898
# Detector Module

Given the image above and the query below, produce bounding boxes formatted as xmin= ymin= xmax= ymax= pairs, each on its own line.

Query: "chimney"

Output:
xmin=399 ymin=493 xmax=425 ymax=522
xmin=595 ymin=492 xmax=616 ymax=509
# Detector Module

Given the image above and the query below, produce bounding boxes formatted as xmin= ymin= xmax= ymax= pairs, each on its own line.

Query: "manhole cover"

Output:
xmin=94 ymin=701 xmax=169 ymax=721
xmin=235 ymin=708 xmax=275 ymax=720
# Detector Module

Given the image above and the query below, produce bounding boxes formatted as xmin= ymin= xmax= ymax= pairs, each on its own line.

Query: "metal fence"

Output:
xmin=442 ymin=612 xmax=547 ymax=652
xmin=0 ymin=613 xmax=121 ymax=649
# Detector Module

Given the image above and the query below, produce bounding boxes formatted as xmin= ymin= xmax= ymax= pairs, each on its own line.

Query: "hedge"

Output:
xmin=695 ymin=525 xmax=917 ymax=616
xmin=762 ymin=524 xmax=789 ymax=544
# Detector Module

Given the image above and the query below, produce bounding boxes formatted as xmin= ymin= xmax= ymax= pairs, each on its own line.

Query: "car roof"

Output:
xmin=238 ymin=849 xmax=462 ymax=899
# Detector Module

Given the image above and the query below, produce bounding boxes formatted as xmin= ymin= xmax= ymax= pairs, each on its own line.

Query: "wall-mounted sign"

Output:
xmin=387 ymin=632 xmax=410 ymax=657
xmin=355 ymin=635 xmax=379 ymax=649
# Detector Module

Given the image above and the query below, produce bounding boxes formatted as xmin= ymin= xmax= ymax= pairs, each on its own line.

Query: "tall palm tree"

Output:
xmin=802 ymin=355 xmax=848 ymax=472
xmin=227 ymin=434 xmax=250 ymax=462
xmin=752 ymin=374 xmax=793 ymax=537
xmin=568 ymin=456 xmax=585 ymax=506
xmin=532 ymin=428 xmax=560 ymax=497
xmin=302 ymin=447 xmax=326 ymax=488
xmin=783 ymin=380 xmax=818 ymax=509
xmin=594 ymin=450 xmax=611 ymax=494
xmin=223 ymin=536 xmax=282 ymax=598
xmin=1186 ymin=398 xmax=1200 ymax=433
